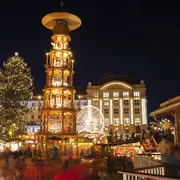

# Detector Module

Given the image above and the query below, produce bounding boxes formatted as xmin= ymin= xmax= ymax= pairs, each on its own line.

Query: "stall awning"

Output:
xmin=150 ymin=96 xmax=180 ymax=118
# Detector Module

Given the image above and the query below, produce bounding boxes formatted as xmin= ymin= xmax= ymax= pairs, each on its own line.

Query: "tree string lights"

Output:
xmin=0 ymin=52 xmax=33 ymax=139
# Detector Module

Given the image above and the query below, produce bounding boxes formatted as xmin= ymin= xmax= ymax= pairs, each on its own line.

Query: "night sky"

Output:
xmin=0 ymin=1 xmax=180 ymax=118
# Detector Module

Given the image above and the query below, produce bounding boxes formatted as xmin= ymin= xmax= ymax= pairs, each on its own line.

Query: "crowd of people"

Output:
xmin=157 ymin=135 xmax=180 ymax=178
xmin=0 ymin=148 xmax=26 ymax=180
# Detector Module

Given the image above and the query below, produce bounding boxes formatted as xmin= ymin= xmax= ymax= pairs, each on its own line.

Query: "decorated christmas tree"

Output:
xmin=0 ymin=52 xmax=33 ymax=140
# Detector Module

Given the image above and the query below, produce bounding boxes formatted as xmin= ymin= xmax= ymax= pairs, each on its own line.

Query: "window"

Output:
xmin=103 ymin=92 xmax=109 ymax=98
xmin=104 ymin=118 xmax=109 ymax=125
xmin=114 ymin=109 xmax=119 ymax=115
xmin=104 ymin=101 xmax=109 ymax=106
xmin=123 ymin=92 xmax=129 ymax=97
xmin=124 ymin=108 xmax=129 ymax=114
xmin=113 ymin=100 xmax=119 ymax=106
xmin=134 ymin=92 xmax=140 ymax=97
xmin=113 ymin=92 xmax=119 ymax=97
xmin=93 ymin=101 xmax=99 ymax=106
xmin=135 ymin=118 xmax=141 ymax=125
xmin=114 ymin=118 xmax=119 ymax=125
xmin=124 ymin=99 xmax=129 ymax=106
xmin=124 ymin=118 xmax=130 ymax=125
xmin=93 ymin=93 xmax=99 ymax=98
xmin=38 ymin=115 xmax=41 ymax=119
xmin=31 ymin=114 xmax=34 ymax=119
xmin=135 ymin=108 xmax=140 ymax=114
xmin=104 ymin=108 xmax=109 ymax=115
xmin=134 ymin=99 xmax=140 ymax=106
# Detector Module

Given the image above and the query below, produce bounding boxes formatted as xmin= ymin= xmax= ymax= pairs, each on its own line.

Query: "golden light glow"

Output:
xmin=100 ymin=81 xmax=133 ymax=90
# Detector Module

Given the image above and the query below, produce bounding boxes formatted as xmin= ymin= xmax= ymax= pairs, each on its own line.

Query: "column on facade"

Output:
xmin=119 ymin=98 xmax=123 ymax=125
xmin=141 ymin=98 xmax=147 ymax=125
xmin=110 ymin=99 xmax=113 ymax=125
xmin=88 ymin=99 xmax=91 ymax=106
xmin=130 ymin=98 xmax=134 ymax=124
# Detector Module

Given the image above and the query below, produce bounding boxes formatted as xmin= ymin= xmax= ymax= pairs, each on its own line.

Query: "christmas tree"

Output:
xmin=0 ymin=52 xmax=33 ymax=140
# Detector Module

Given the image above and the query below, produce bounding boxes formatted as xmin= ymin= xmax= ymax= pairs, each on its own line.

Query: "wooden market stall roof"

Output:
xmin=150 ymin=95 xmax=180 ymax=118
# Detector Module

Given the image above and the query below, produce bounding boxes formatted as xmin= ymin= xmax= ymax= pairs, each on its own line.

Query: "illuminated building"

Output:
xmin=74 ymin=86 xmax=87 ymax=110
xmin=23 ymin=88 xmax=86 ymax=132
xmin=87 ymin=75 xmax=148 ymax=133
xmin=38 ymin=11 xmax=81 ymax=158
xmin=24 ymin=89 xmax=43 ymax=124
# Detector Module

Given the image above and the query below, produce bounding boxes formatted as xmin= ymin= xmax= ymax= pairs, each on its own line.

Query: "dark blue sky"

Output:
xmin=0 ymin=0 xmax=180 ymax=117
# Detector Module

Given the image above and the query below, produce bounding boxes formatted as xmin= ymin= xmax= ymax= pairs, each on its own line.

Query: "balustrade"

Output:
xmin=118 ymin=170 xmax=177 ymax=180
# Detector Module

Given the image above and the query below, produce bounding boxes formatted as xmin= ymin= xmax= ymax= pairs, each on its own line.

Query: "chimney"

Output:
xmin=140 ymin=80 xmax=144 ymax=84
xmin=88 ymin=82 xmax=92 ymax=86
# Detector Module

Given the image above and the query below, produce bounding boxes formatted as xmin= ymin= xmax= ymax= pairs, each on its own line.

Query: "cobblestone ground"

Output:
xmin=23 ymin=162 xmax=100 ymax=180
xmin=24 ymin=163 xmax=61 ymax=180
xmin=0 ymin=159 xmax=100 ymax=180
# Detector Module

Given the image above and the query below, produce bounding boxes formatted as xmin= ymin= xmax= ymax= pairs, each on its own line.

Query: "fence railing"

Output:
xmin=134 ymin=153 xmax=162 ymax=168
xmin=118 ymin=170 xmax=178 ymax=180
xmin=134 ymin=164 xmax=165 ymax=176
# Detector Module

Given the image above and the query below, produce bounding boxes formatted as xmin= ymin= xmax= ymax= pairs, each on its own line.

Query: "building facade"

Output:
xmin=86 ymin=75 xmax=148 ymax=133
xmin=24 ymin=76 xmax=148 ymax=135
xmin=23 ymin=89 xmax=43 ymax=133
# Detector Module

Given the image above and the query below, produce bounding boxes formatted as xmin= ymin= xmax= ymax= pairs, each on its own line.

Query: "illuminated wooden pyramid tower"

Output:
xmin=38 ymin=12 xmax=81 ymax=158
